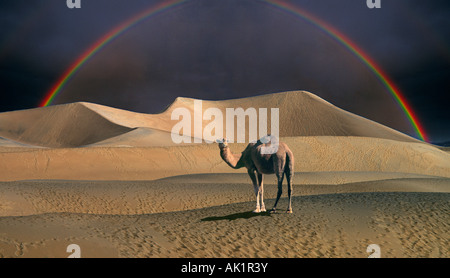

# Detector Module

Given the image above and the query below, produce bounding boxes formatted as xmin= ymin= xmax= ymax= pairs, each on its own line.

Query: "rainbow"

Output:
xmin=39 ymin=0 xmax=427 ymax=141
xmin=260 ymin=0 xmax=427 ymax=142
xmin=39 ymin=0 xmax=188 ymax=107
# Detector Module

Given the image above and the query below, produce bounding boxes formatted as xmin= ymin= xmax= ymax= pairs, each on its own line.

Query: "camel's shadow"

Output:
xmin=201 ymin=211 xmax=271 ymax=222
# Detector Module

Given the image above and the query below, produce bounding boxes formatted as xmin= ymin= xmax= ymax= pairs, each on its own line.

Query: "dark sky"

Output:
xmin=0 ymin=0 xmax=449 ymax=142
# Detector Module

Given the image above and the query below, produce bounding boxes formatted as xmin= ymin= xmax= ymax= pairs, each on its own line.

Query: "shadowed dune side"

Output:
xmin=84 ymin=127 xmax=193 ymax=147
xmin=156 ymin=171 xmax=446 ymax=185
xmin=438 ymin=146 xmax=450 ymax=153
xmin=0 ymin=136 xmax=36 ymax=148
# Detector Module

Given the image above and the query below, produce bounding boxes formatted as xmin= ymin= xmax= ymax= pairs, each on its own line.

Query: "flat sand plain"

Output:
xmin=0 ymin=173 xmax=448 ymax=258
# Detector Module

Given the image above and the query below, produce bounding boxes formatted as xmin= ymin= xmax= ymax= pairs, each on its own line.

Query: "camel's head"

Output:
xmin=216 ymin=138 xmax=229 ymax=149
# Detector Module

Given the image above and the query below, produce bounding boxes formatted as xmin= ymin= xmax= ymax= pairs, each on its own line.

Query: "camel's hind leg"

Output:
xmin=285 ymin=150 xmax=294 ymax=213
xmin=286 ymin=171 xmax=293 ymax=213
xmin=271 ymin=172 xmax=284 ymax=213
xmin=271 ymin=153 xmax=286 ymax=213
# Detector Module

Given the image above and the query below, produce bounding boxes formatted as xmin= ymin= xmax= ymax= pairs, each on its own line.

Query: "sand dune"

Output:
xmin=0 ymin=91 xmax=419 ymax=148
xmin=160 ymin=91 xmax=418 ymax=142
xmin=0 ymin=136 xmax=448 ymax=182
xmin=0 ymin=103 xmax=133 ymax=148
xmin=0 ymin=91 xmax=448 ymax=182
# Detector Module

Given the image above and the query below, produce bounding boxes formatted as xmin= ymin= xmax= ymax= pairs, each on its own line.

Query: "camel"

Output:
xmin=217 ymin=135 xmax=294 ymax=213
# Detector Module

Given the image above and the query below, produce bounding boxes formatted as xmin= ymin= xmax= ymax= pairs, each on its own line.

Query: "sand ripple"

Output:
xmin=0 ymin=192 xmax=447 ymax=258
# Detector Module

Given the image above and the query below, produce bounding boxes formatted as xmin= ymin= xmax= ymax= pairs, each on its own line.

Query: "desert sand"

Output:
xmin=0 ymin=91 xmax=448 ymax=258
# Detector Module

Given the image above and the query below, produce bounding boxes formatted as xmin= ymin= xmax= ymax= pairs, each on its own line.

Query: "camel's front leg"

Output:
xmin=248 ymin=169 xmax=261 ymax=213
xmin=257 ymin=173 xmax=266 ymax=212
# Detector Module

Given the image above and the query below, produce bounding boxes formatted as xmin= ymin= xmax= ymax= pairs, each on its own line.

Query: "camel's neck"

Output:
xmin=220 ymin=147 xmax=244 ymax=169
